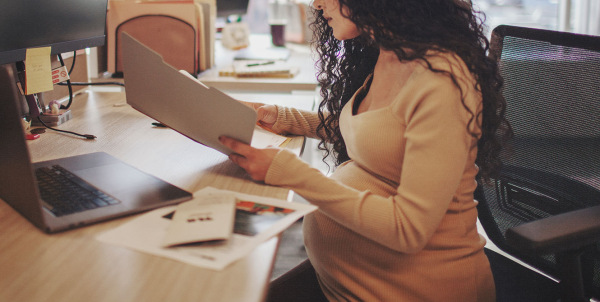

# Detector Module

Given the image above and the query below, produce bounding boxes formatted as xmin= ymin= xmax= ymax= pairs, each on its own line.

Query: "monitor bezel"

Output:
xmin=0 ymin=36 xmax=106 ymax=66
xmin=216 ymin=0 xmax=251 ymax=18
xmin=0 ymin=0 xmax=108 ymax=66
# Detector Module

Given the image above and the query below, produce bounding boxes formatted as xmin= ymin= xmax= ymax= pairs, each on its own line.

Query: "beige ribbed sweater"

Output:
xmin=265 ymin=53 xmax=496 ymax=301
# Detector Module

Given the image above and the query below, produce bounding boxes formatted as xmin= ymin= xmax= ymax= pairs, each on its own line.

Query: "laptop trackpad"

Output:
xmin=74 ymin=163 xmax=174 ymax=207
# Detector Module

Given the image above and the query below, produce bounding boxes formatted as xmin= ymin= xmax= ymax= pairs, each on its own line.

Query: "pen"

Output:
xmin=247 ymin=61 xmax=275 ymax=67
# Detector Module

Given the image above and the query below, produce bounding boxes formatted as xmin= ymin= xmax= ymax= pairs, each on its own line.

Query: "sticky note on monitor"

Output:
xmin=25 ymin=47 xmax=53 ymax=95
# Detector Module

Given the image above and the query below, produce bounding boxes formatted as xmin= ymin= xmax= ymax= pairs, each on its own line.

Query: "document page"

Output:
xmin=162 ymin=191 xmax=236 ymax=247
xmin=97 ymin=187 xmax=317 ymax=270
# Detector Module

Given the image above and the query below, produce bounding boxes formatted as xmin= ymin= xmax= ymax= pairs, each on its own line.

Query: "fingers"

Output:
xmin=219 ymin=136 xmax=254 ymax=157
xmin=219 ymin=136 xmax=253 ymax=172
xmin=238 ymin=100 xmax=266 ymax=111
xmin=256 ymin=105 xmax=277 ymax=128
xmin=237 ymin=101 xmax=277 ymax=126
xmin=219 ymin=136 xmax=279 ymax=182
xmin=228 ymin=152 xmax=264 ymax=181
xmin=252 ymin=102 xmax=268 ymax=111
xmin=228 ymin=152 xmax=246 ymax=167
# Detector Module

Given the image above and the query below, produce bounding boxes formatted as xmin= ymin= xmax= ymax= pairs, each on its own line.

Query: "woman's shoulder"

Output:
xmin=390 ymin=50 xmax=481 ymax=118
xmin=417 ymin=50 xmax=474 ymax=83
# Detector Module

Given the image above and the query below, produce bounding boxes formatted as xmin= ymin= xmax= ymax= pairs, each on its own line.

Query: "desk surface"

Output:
xmin=197 ymin=35 xmax=318 ymax=92
xmin=0 ymin=89 xmax=312 ymax=302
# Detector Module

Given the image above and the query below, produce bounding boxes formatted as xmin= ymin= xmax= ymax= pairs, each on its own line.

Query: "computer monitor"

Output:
xmin=217 ymin=0 xmax=251 ymax=18
xmin=0 ymin=0 xmax=109 ymax=65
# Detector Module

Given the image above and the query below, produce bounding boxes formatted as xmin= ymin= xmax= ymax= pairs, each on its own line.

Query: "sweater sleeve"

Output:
xmin=265 ymin=68 xmax=478 ymax=253
xmin=270 ymin=106 xmax=324 ymax=139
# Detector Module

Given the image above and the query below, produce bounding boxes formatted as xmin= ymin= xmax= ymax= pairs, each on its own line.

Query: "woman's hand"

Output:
xmin=219 ymin=136 xmax=280 ymax=182
xmin=240 ymin=101 xmax=278 ymax=129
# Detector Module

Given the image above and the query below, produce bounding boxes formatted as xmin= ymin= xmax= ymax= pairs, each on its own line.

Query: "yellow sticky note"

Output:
xmin=25 ymin=47 xmax=53 ymax=95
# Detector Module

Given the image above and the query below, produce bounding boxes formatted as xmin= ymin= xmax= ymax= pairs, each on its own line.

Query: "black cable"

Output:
xmin=57 ymin=81 xmax=125 ymax=87
xmin=36 ymin=116 xmax=96 ymax=140
xmin=68 ymin=51 xmax=76 ymax=75
xmin=39 ymin=53 xmax=96 ymax=139
xmin=57 ymin=53 xmax=74 ymax=109
xmin=57 ymin=51 xmax=125 ymax=87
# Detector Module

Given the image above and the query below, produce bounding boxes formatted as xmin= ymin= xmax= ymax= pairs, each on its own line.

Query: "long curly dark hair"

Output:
xmin=310 ymin=0 xmax=512 ymax=181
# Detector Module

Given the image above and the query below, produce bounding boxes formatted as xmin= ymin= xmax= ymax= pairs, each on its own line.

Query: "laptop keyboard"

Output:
xmin=35 ymin=165 xmax=120 ymax=217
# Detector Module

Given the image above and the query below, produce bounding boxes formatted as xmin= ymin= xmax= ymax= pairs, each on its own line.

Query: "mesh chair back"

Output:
xmin=476 ymin=25 xmax=600 ymax=298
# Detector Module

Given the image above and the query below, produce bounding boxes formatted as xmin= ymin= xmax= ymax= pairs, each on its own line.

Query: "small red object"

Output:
xmin=25 ymin=133 xmax=40 ymax=140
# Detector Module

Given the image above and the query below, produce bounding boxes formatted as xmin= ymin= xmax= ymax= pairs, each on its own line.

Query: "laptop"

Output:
xmin=120 ymin=32 xmax=257 ymax=155
xmin=0 ymin=64 xmax=192 ymax=233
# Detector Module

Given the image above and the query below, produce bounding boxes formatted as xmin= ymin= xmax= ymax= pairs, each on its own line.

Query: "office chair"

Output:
xmin=475 ymin=25 xmax=600 ymax=302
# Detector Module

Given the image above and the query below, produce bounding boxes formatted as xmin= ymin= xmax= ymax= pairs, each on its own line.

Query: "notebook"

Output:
xmin=121 ymin=32 xmax=257 ymax=155
xmin=218 ymin=60 xmax=299 ymax=78
xmin=0 ymin=64 xmax=193 ymax=233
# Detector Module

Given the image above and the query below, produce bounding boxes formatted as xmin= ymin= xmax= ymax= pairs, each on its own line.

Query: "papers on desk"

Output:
xmin=97 ymin=187 xmax=317 ymax=270
xmin=252 ymin=125 xmax=291 ymax=148
xmin=162 ymin=192 xmax=237 ymax=247
xmin=219 ymin=60 xmax=299 ymax=78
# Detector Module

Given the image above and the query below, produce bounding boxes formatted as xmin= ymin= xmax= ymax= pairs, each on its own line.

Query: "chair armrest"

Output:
xmin=505 ymin=205 xmax=600 ymax=254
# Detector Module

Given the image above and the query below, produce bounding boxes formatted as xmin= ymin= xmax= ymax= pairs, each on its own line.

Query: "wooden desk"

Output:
xmin=197 ymin=35 xmax=318 ymax=92
xmin=0 ymin=89 xmax=312 ymax=302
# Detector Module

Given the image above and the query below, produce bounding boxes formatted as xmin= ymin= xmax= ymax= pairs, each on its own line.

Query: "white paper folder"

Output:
xmin=121 ymin=32 xmax=257 ymax=155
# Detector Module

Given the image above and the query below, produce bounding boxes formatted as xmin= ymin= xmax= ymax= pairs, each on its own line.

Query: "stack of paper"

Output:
xmin=194 ymin=0 xmax=217 ymax=71
xmin=97 ymin=187 xmax=317 ymax=270
xmin=219 ymin=60 xmax=299 ymax=78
